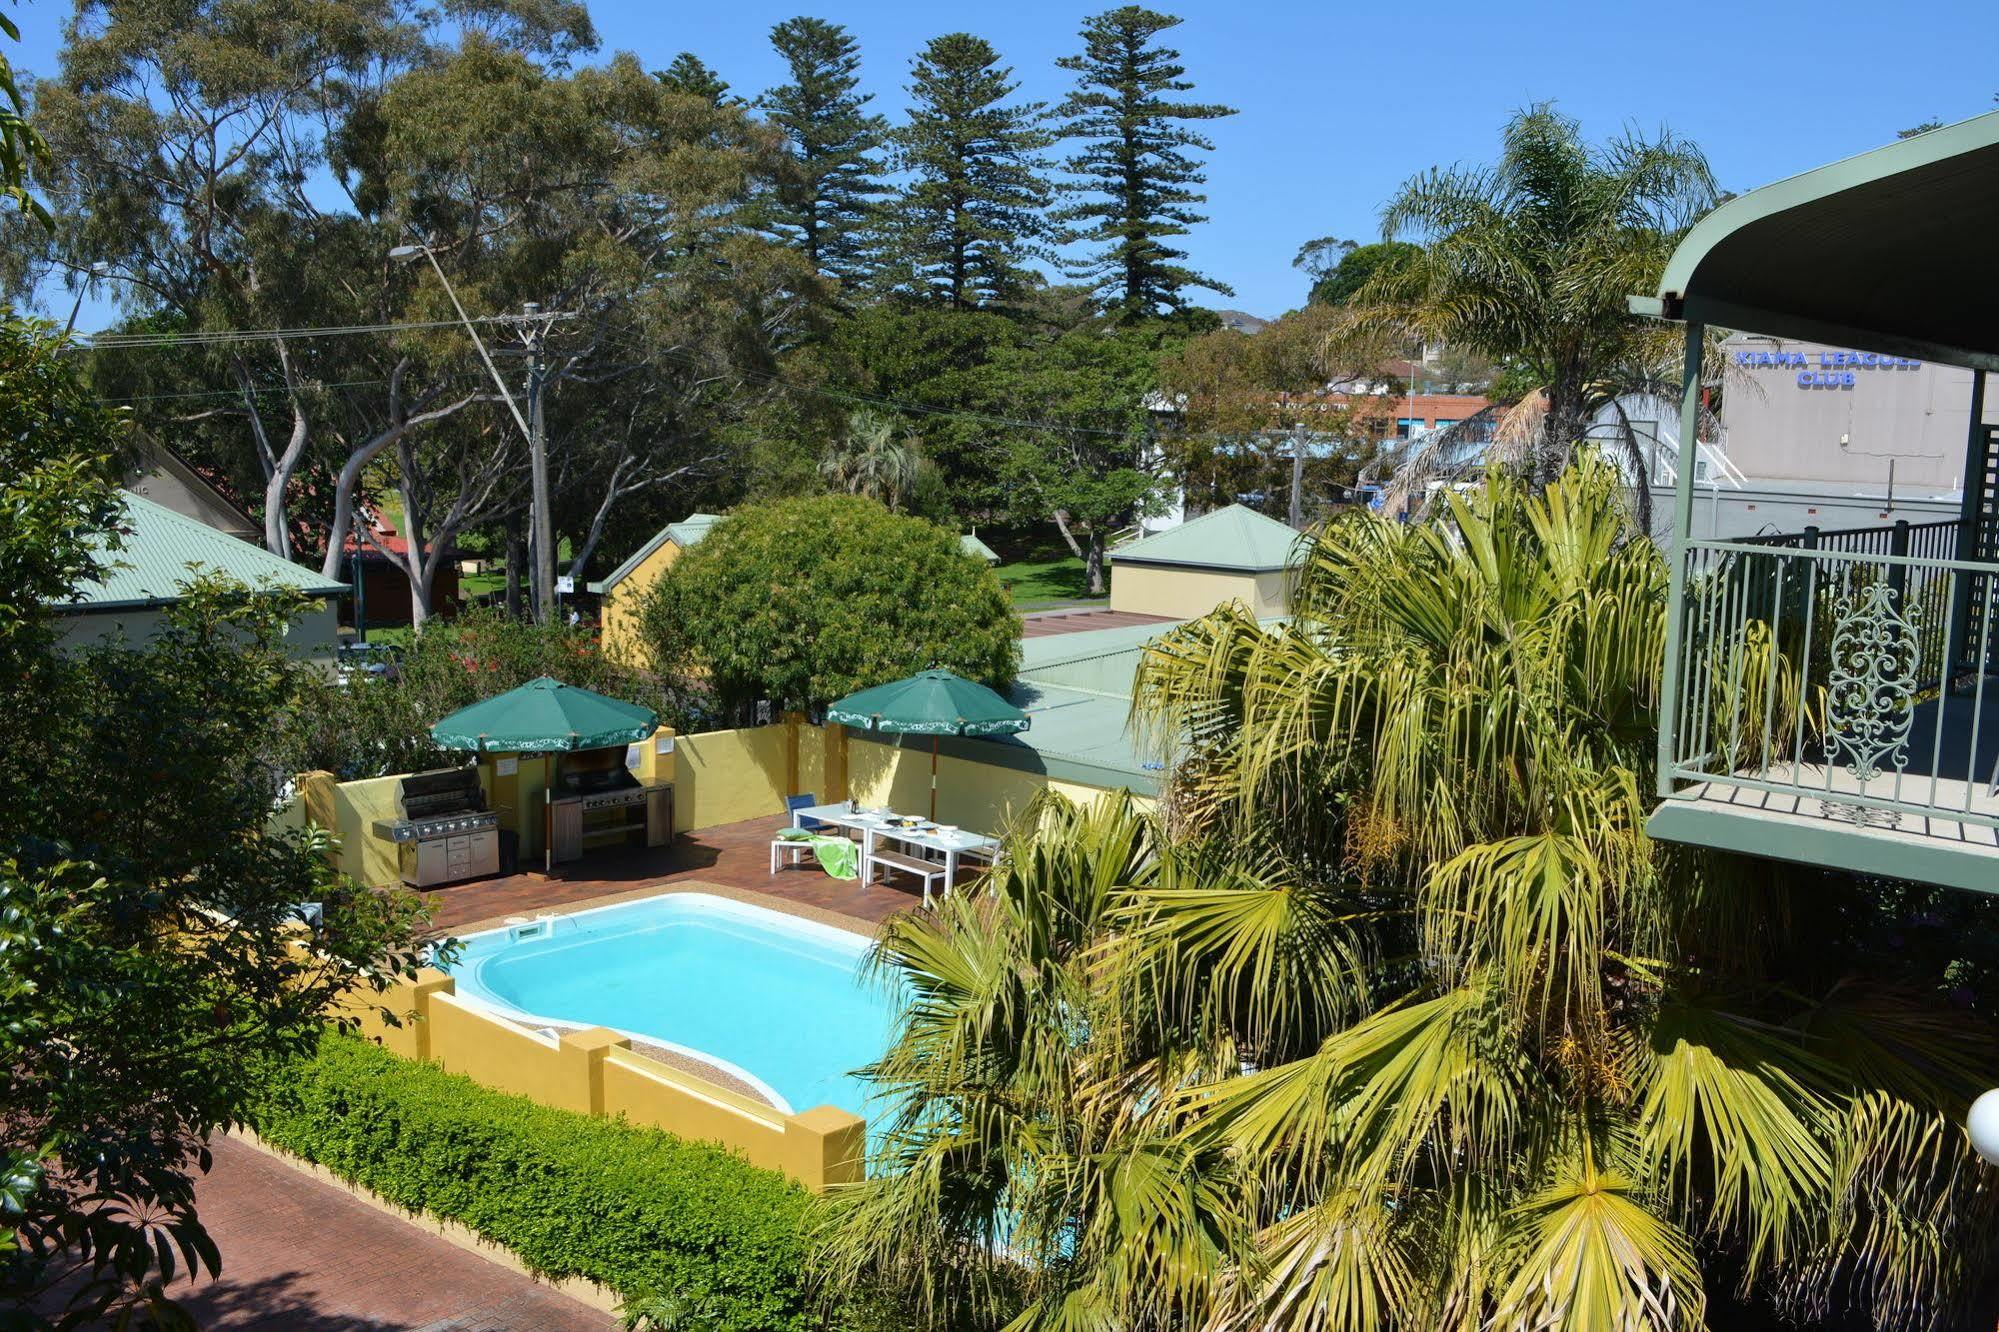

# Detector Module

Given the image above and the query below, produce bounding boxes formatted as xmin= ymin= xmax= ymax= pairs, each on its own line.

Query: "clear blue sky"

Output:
xmin=12 ymin=0 xmax=1999 ymax=326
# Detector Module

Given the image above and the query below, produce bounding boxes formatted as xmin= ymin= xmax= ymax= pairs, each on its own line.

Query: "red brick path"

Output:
xmin=421 ymin=813 xmax=940 ymax=932
xmin=172 ymin=1135 xmax=615 ymax=1330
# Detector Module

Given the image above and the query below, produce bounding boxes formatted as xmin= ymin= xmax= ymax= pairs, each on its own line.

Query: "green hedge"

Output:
xmin=247 ymin=1034 xmax=813 ymax=1330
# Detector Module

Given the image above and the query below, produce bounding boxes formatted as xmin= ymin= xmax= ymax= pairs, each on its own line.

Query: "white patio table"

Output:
xmin=791 ymin=802 xmax=1000 ymax=896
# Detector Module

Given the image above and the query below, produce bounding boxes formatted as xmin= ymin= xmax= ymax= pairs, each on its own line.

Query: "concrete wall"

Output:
xmin=1110 ymin=562 xmax=1291 ymax=620
xmin=300 ymin=770 xmax=404 ymax=889
xmin=670 ymin=725 xmax=793 ymax=833
xmin=847 ymin=733 xmax=1144 ymax=836
xmin=346 ymin=970 xmax=863 ymax=1192
xmin=598 ymin=538 xmax=685 ymax=667
xmin=1719 ymin=335 xmax=1999 ymax=492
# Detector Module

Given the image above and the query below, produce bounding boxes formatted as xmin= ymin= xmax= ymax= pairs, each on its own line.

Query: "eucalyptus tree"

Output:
xmin=1052 ymin=6 xmax=1235 ymax=320
xmin=884 ymin=32 xmax=1054 ymax=309
xmin=813 ymin=463 xmax=1999 ymax=1330
xmin=760 ymin=16 xmax=886 ymax=290
xmin=328 ymin=25 xmax=801 ymax=621
xmin=1353 ymin=103 xmax=1716 ymax=485
xmin=8 ymin=0 xmax=474 ymax=559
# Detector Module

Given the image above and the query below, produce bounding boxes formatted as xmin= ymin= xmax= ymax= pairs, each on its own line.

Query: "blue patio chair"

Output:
xmin=786 ymin=793 xmax=826 ymax=831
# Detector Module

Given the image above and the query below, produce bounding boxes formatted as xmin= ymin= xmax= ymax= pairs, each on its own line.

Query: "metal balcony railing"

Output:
xmin=1663 ymin=519 xmax=1999 ymax=833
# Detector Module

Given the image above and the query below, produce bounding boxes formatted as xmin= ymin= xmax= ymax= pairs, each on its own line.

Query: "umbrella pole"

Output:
xmin=930 ymin=735 xmax=939 ymax=822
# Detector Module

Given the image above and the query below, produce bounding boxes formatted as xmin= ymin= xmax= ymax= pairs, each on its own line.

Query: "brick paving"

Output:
xmin=171 ymin=1135 xmax=615 ymax=1330
xmin=1020 ymin=607 xmax=1177 ymax=637
xmin=421 ymin=813 xmax=939 ymax=933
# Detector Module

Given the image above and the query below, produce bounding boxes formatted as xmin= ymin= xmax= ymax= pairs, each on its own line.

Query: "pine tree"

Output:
xmin=1053 ymin=6 xmax=1236 ymax=320
xmin=760 ymin=17 xmax=886 ymax=288
xmin=888 ymin=32 xmax=1053 ymax=309
xmin=656 ymin=52 xmax=731 ymax=106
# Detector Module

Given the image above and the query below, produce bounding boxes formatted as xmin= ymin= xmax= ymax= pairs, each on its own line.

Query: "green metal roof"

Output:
xmin=959 ymin=532 xmax=1000 ymax=563
xmin=68 ymin=491 xmax=346 ymax=612
xmin=1109 ymin=504 xmax=1304 ymax=572
xmin=1650 ymin=110 xmax=1999 ymax=370
xmin=587 ymin=512 xmax=724 ymax=594
xmin=1019 ymin=620 xmax=1182 ymax=694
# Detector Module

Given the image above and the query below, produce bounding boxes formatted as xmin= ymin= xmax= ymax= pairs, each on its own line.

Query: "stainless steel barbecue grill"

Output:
xmin=372 ymin=766 xmax=501 ymax=887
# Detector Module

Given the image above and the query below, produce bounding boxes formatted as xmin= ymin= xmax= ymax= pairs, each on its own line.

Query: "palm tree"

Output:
xmin=1352 ymin=104 xmax=1716 ymax=493
xmin=820 ymin=409 xmax=924 ymax=511
xmin=810 ymin=463 xmax=1999 ymax=1330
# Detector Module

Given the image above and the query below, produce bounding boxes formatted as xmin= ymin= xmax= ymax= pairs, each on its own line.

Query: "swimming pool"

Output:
xmin=446 ymin=894 xmax=896 ymax=1118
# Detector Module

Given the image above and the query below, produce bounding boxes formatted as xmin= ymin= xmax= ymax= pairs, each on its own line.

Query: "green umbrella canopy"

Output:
xmin=430 ymin=676 xmax=659 ymax=753
xmin=824 ymin=669 xmax=1029 ymax=738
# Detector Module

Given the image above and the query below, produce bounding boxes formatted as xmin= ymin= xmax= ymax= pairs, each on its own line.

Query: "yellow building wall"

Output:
xmin=845 ymin=734 xmax=1143 ymax=837
xmin=597 ymin=537 xmax=685 ymax=666
xmin=1109 ymin=562 xmax=1292 ymax=620
xmin=670 ymin=725 xmax=794 ymax=832
xmin=347 ymin=969 xmax=863 ymax=1191
xmin=299 ymin=770 xmax=404 ymax=889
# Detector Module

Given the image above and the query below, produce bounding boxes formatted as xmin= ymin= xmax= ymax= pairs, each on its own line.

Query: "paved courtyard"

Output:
xmin=170 ymin=1135 xmax=615 ymax=1330
xmin=420 ymin=812 xmax=946 ymax=932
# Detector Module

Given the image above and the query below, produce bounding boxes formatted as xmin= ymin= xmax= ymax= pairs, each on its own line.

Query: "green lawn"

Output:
xmin=995 ymin=553 xmax=1106 ymax=608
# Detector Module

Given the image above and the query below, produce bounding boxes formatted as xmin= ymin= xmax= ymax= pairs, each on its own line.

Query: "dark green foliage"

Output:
xmin=761 ymin=17 xmax=887 ymax=287
xmin=283 ymin=608 xmax=694 ymax=779
xmin=1295 ymin=238 xmax=1422 ymax=307
xmin=637 ymin=496 xmax=1020 ymax=716
xmin=884 ymin=33 xmax=1053 ymax=309
xmin=1052 ymin=6 xmax=1236 ymax=319
xmin=0 ymin=317 xmax=434 ymax=1326
xmin=656 ymin=51 xmax=731 ymax=105
xmin=249 ymin=1034 xmax=815 ymax=1331
xmin=0 ymin=0 xmax=45 ymax=223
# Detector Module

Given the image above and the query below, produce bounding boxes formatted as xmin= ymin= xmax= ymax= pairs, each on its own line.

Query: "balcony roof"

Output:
xmin=1652 ymin=111 xmax=1999 ymax=371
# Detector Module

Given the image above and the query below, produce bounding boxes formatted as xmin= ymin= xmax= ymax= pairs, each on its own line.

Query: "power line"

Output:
xmin=95 ymin=375 xmax=405 ymax=405
xmin=75 ymin=317 xmax=511 ymax=351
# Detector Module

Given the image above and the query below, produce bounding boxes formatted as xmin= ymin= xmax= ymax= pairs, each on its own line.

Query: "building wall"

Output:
xmin=598 ymin=538 xmax=685 ymax=666
xmin=845 ymin=734 xmax=1145 ymax=836
xmin=669 ymin=724 xmax=793 ymax=832
xmin=1650 ymin=480 xmax=1960 ymax=546
xmin=1110 ymin=562 xmax=1290 ymax=620
xmin=56 ymin=599 xmax=340 ymax=667
xmin=1719 ymin=335 xmax=1999 ymax=492
xmin=126 ymin=452 xmax=259 ymax=540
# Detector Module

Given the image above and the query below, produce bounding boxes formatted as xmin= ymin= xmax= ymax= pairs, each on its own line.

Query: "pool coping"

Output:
xmin=441 ymin=878 xmax=885 ymax=942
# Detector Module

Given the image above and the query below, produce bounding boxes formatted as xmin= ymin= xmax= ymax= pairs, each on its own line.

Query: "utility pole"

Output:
xmin=524 ymin=302 xmax=555 ymax=625
xmin=1288 ymin=420 xmax=1307 ymax=529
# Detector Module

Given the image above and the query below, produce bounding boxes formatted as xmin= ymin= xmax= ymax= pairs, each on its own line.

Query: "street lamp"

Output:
xmin=1970 ymin=1088 xmax=1999 ymax=1165
xmin=391 ymin=238 xmax=555 ymax=624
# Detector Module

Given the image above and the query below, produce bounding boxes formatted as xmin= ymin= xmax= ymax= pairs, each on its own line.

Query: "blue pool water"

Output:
xmin=447 ymin=894 xmax=896 ymax=1117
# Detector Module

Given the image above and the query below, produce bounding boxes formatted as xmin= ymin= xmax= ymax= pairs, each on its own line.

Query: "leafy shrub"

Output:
xmin=283 ymin=609 xmax=697 ymax=779
xmin=248 ymin=1034 xmax=813 ymax=1330
xmin=637 ymin=495 xmax=1020 ymax=718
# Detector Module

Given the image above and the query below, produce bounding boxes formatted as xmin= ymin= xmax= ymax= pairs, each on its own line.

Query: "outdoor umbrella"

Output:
xmin=824 ymin=669 xmax=1030 ymax=819
xmin=430 ymin=675 xmax=658 ymax=753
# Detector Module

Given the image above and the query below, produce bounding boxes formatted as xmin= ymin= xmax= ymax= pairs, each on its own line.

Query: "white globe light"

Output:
xmin=1969 ymin=1089 xmax=1999 ymax=1166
